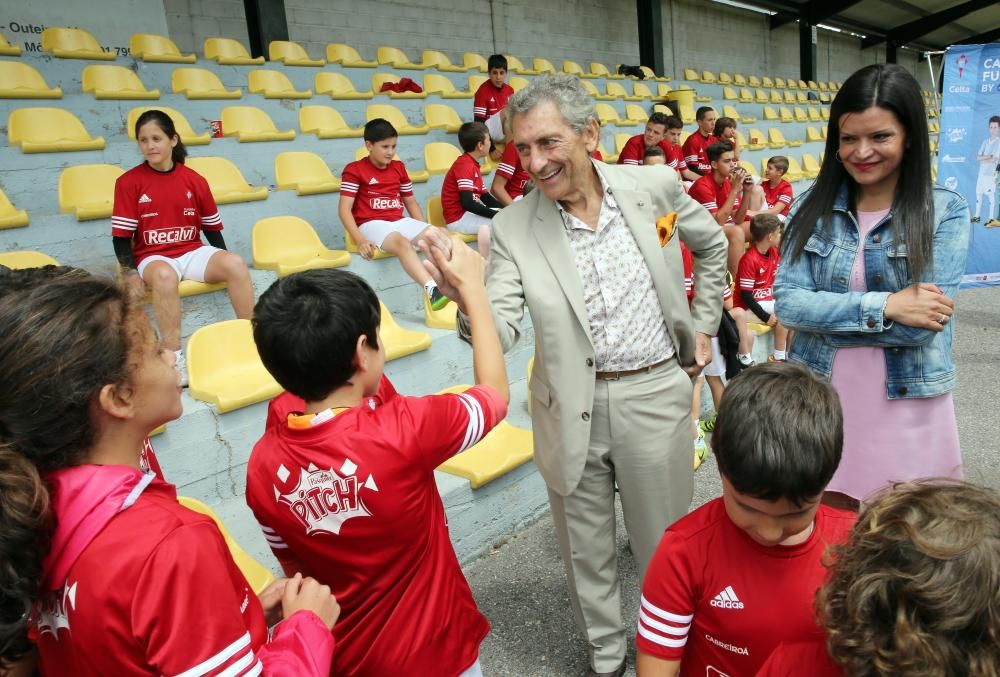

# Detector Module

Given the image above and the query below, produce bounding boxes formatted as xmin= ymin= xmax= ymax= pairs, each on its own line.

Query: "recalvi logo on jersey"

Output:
xmin=371 ymin=197 xmax=402 ymax=211
xmin=144 ymin=226 xmax=196 ymax=245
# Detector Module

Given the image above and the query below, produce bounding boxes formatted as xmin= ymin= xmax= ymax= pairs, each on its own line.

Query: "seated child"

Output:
xmin=618 ymin=112 xmax=674 ymax=166
xmin=664 ymin=115 xmax=701 ymax=183
xmin=245 ymin=242 xmax=510 ymax=677
xmin=711 ymin=116 xmax=741 ymax=159
xmin=747 ymin=156 xmax=794 ymax=223
xmin=643 ymin=145 xmax=667 ymax=166
xmin=736 ymin=214 xmax=790 ymax=362
xmin=492 ymin=132 xmax=531 ymax=205
xmin=339 ymin=118 xmax=451 ymax=310
xmin=473 ymin=54 xmax=514 ymax=145
xmin=636 ymin=361 xmax=855 ymax=677
xmin=688 ymin=140 xmax=753 ymax=277
xmin=442 ymin=121 xmax=503 ymax=259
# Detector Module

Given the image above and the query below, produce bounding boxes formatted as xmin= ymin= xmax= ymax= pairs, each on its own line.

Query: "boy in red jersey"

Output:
xmin=737 ymin=214 xmax=790 ymax=362
xmin=636 ymin=362 xmax=855 ymax=677
xmin=688 ymin=140 xmax=753 ymax=276
xmin=442 ymin=122 xmax=503 ymax=258
xmin=491 ymin=137 xmax=531 ymax=205
xmin=664 ymin=116 xmax=701 ymax=183
xmin=681 ymin=106 xmax=717 ymax=175
xmin=617 ymin=112 xmax=675 ymax=166
xmin=246 ymin=239 xmax=510 ymax=677
xmin=473 ymin=54 xmax=514 ymax=145
xmin=340 ymin=118 xmax=451 ymax=310
xmin=748 ymin=156 xmax=794 ymax=223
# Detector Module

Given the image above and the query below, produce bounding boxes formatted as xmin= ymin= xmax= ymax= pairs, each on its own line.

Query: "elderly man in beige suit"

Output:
xmin=425 ymin=76 xmax=728 ymax=676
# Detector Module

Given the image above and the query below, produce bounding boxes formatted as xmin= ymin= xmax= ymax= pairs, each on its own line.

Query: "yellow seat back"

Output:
xmin=606 ymin=82 xmax=628 ymax=98
xmin=8 ymin=107 xmax=103 ymax=150
xmin=58 ymin=164 xmax=123 ymax=220
xmin=532 ymin=57 xmax=556 ymax=74
xmin=275 ymin=150 xmax=336 ymax=188
xmin=268 ymin=40 xmax=323 ymax=65
xmin=625 ymin=104 xmax=648 ymax=124
xmin=222 ymin=106 xmax=281 ymax=135
xmin=0 ymin=250 xmax=59 ymax=269
xmin=315 ymin=71 xmax=366 ymax=96
xmin=590 ymin=62 xmax=614 ymax=78
xmin=581 ymin=80 xmax=600 ymax=97
xmin=509 ymin=77 xmax=530 ymax=92
xmin=421 ymin=50 xmax=457 ymax=70
xmin=718 ymin=72 xmax=732 ymax=84
xmin=366 ymin=103 xmax=409 ymax=130
xmin=187 ymin=319 xmax=281 ymax=412
xmin=0 ymin=62 xmax=62 ymax=98
xmin=723 ymin=86 xmax=738 ymax=100
xmin=0 ymin=187 xmax=29 ymax=229
xmin=299 ymin=104 xmax=350 ymax=135
xmin=463 ymin=53 xmax=487 ymax=72
xmin=701 ymin=70 xmax=716 ymax=83
xmin=379 ymin=301 xmax=432 ymax=361
xmin=130 ymin=33 xmax=193 ymax=62
xmin=802 ymin=153 xmax=821 ymax=178
xmin=615 ymin=133 xmax=631 ymax=155
xmin=425 ymin=103 xmax=462 ymax=132
xmin=683 ymin=68 xmax=699 ymax=80
xmin=252 ymin=215 xmax=348 ymax=275
xmin=248 ymin=69 xmax=299 ymax=95
xmin=171 ymin=67 xmax=241 ymax=98
xmin=41 ymin=27 xmax=113 ymax=59
xmin=633 ymin=83 xmax=654 ymax=99
xmin=0 ymin=32 xmax=21 ymax=56
xmin=424 ymin=73 xmax=460 ymax=95
xmin=424 ymin=142 xmax=462 ymax=175
xmin=377 ymin=46 xmax=421 ymax=68
xmin=82 ymin=65 xmax=157 ymax=98
xmin=185 ymin=156 xmax=263 ymax=203
xmin=204 ymin=37 xmax=258 ymax=62
xmin=562 ymin=60 xmax=585 ymax=76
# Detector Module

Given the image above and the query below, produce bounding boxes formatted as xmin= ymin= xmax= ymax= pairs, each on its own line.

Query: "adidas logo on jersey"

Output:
xmin=138 ymin=193 xmax=152 ymax=204
xmin=368 ymin=177 xmax=379 ymax=184
xmin=710 ymin=585 xmax=744 ymax=609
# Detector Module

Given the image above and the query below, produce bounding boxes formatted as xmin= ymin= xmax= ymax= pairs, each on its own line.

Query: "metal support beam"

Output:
xmin=799 ymin=20 xmax=816 ymax=83
xmin=862 ymin=0 xmax=995 ymax=48
xmin=770 ymin=0 xmax=863 ymax=31
xmin=636 ymin=0 xmax=664 ymax=76
xmin=243 ymin=0 xmax=288 ymax=58
xmin=956 ymin=26 xmax=1000 ymax=45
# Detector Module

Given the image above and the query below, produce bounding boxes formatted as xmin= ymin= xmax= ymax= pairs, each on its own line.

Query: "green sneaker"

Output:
xmin=693 ymin=430 xmax=708 ymax=471
xmin=700 ymin=414 xmax=716 ymax=437
xmin=429 ymin=286 xmax=452 ymax=311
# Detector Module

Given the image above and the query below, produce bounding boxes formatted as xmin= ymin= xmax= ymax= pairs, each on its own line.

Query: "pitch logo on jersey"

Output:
xmin=138 ymin=193 xmax=153 ymax=204
xmin=276 ymin=460 xmax=378 ymax=536
xmin=144 ymin=226 xmax=197 ymax=245
xmin=709 ymin=585 xmax=744 ymax=609
xmin=36 ymin=581 xmax=78 ymax=637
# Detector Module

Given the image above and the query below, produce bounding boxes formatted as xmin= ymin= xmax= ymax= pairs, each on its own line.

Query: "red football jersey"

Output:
xmin=735 ymin=246 xmax=780 ymax=310
xmin=139 ymin=436 xmax=163 ymax=479
xmin=246 ymin=382 xmax=508 ymax=677
xmin=617 ymin=135 xmax=674 ymax=167
xmin=442 ymin=153 xmax=486 ymax=224
xmin=666 ymin=143 xmax=689 ymax=172
xmin=111 ymin=162 xmax=223 ymax=266
xmin=265 ymin=376 xmax=400 ymax=431
xmin=682 ymin=132 xmax=714 ymax=174
xmin=761 ymin=179 xmax=794 ymax=216
xmin=473 ymin=80 xmax=514 ymax=120
xmin=495 ymin=142 xmax=530 ymax=199
xmin=755 ymin=640 xmax=843 ymax=677
xmin=689 ymin=174 xmax=741 ymax=225
xmin=340 ymin=158 xmax=414 ymax=224
xmin=637 ymin=499 xmax=855 ymax=677
xmin=683 ymin=242 xmax=733 ymax=305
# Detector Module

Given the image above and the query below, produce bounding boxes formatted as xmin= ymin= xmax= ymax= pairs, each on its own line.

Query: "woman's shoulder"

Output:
xmin=931 ymin=184 xmax=969 ymax=212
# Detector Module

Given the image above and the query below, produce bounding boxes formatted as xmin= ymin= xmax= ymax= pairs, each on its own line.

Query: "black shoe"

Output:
xmin=586 ymin=659 xmax=627 ymax=677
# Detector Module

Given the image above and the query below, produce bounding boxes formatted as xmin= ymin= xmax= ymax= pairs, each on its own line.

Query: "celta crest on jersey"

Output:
xmin=275 ymin=461 xmax=378 ymax=536
xmin=36 ymin=581 xmax=78 ymax=637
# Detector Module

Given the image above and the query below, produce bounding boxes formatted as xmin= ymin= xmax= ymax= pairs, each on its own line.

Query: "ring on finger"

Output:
xmin=938 ymin=314 xmax=949 ymax=325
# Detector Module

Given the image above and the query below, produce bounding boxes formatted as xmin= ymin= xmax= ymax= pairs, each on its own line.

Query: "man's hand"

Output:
xmin=682 ymin=332 xmax=713 ymax=378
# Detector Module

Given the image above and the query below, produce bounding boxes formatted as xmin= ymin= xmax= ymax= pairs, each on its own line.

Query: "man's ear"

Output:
xmin=583 ymin=117 xmax=600 ymax=152
xmin=97 ymin=382 xmax=135 ymax=421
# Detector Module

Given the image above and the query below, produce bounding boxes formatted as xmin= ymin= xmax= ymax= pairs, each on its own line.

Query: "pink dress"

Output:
xmin=827 ymin=208 xmax=963 ymax=501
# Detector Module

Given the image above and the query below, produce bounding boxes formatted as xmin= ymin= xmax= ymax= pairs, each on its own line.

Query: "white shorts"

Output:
xmin=751 ymin=299 xmax=775 ymax=323
xmin=458 ymin=659 xmax=482 ymax=677
xmin=359 ymin=217 xmax=430 ymax=248
xmin=137 ymin=245 xmax=222 ymax=282
xmin=703 ymin=336 xmax=726 ymax=378
xmin=485 ymin=112 xmax=504 ymax=142
xmin=447 ymin=211 xmax=493 ymax=234
xmin=977 ymin=173 xmax=996 ymax=195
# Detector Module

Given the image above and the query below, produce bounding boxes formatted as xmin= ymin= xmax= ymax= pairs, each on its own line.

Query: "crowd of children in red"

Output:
xmin=0 ymin=55 xmax=996 ymax=677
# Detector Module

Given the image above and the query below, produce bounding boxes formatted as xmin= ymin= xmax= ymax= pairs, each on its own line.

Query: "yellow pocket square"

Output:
xmin=656 ymin=212 xmax=678 ymax=246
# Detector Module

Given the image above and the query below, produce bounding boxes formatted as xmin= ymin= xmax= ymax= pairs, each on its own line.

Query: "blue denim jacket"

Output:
xmin=774 ymin=184 xmax=970 ymax=399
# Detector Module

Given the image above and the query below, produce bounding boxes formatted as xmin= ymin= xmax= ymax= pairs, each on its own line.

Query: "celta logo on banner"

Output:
xmin=947 ymin=128 xmax=967 ymax=143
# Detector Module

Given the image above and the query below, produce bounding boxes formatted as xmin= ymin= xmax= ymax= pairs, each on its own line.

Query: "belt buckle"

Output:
xmin=605 ymin=370 xmax=622 ymax=381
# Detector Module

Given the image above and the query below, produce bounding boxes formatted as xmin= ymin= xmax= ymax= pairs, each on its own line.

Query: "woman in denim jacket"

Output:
xmin=775 ymin=64 xmax=970 ymax=509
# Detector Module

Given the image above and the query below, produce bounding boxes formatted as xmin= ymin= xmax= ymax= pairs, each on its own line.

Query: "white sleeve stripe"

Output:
xmin=172 ymin=632 xmax=251 ymax=677
xmin=637 ymin=622 xmax=688 ymax=648
xmin=640 ymin=595 xmax=694 ymax=623
xmin=400 ymin=182 xmax=413 ymax=192
xmin=112 ymin=215 xmax=138 ymax=224
xmin=268 ymin=542 xmax=289 ymax=549
xmin=624 ymin=159 xmax=640 ymax=165
xmin=778 ymin=195 xmax=792 ymax=203
xmin=258 ymin=524 xmax=276 ymax=534
xmin=456 ymin=395 xmax=476 ymax=453
xmin=216 ymin=648 xmax=256 ymax=677
xmin=638 ymin=608 xmax=690 ymax=636
xmin=241 ymin=661 xmax=263 ymax=677
xmin=456 ymin=392 xmax=485 ymax=452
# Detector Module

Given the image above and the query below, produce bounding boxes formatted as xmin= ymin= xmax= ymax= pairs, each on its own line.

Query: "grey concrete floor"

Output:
xmin=465 ymin=287 xmax=999 ymax=677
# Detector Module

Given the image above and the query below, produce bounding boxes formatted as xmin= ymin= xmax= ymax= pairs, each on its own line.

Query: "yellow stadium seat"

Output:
xmin=58 ymin=163 xmax=123 ymax=221
xmin=252 ymin=215 xmax=349 ymax=276
xmin=435 ymin=383 xmax=533 ymax=487
xmin=718 ymin=72 xmax=732 ymax=84
xmin=822 ymin=108 xmax=830 ymax=121
xmin=463 ymin=52 xmax=488 ymax=72
xmin=0 ymin=62 xmax=62 ymax=98
xmin=595 ymin=103 xmax=630 ymax=127
xmin=761 ymin=76 xmax=774 ymax=88
xmin=683 ymin=68 xmax=700 ymax=81
xmin=745 ymin=129 xmax=767 ymax=150
xmin=352 ymin=146 xmax=430 ymax=182
xmin=770 ymin=89 xmax=783 ymax=104
xmin=172 ymin=68 xmax=242 ymax=99
xmin=532 ymin=58 xmax=557 ymax=75
xmin=738 ymin=88 xmax=754 ymax=103
xmin=504 ymin=55 xmax=538 ymax=75
xmin=0 ymin=188 xmax=29 ymax=229
xmin=784 ymin=156 xmax=805 ymax=182
xmin=657 ymin=84 xmax=673 ymax=97
xmin=802 ymin=153 xmax=821 ymax=180
xmin=380 ymin=301 xmax=433 ymax=360
xmin=640 ymin=66 xmax=668 ymax=82
xmin=82 ymin=65 xmax=160 ymax=99
xmin=327 ymin=43 xmax=377 ymax=67
xmin=581 ymin=80 xmax=613 ymax=101
xmin=590 ymin=62 xmax=623 ymax=79
xmin=774 ymin=77 xmax=787 ymax=88
xmin=614 ymin=132 xmax=631 ymax=157
xmin=632 ymin=83 xmax=655 ymax=100
xmin=8 ymin=108 xmax=105 ymax=153
xmin=187 ymin=319 xmax=280 ymax=412
xmin=0 ymin=32 xmax=22 ymax=56
xmin=784 ymin=90 xmax=797 ymax=104
xmin=177 ymin=497 xmax=275 ymax=595
xmin=372 ymin=73 xmax=427 ymax=99
xmin=423 ymin=73 xmax=473 ymax=98
xmin=748 ymin=75 xmax=761 ymax=87
xmin=203 ymin=37 xmax=263 ymax=65
xmin=747 ymin=322 xmax=772 ymax=336
xmin=298 ymin=105 xmax=363 ymax=139
xmin=342 ymin=220 xmax=393 ymax=259
xmin=424 ymin=142 xmax=462 ymax=175
xmin=221 ymin=106 xmax=295 ymax=142
xmin=780 ymin=106 xmax=794 ymax=122
xmin=366 ymin=104 xmax=429 ymax=135
xmin=752 ymin=88 xmax=767 ymax=104
xmin=41 ymin=27 xmax=114 ymax=60
xmin=127 ymin=106 xmax=211 ymax=145
xmin=767 ymin=127 xmax=787 ymax=149
xmin=679 ymin=103 xmax=696 ymax=125
xmin=175 ymin=280 xmax=228 ymax=299
xmin=598 ymin=142 xmax=615 ymax=163
xmin=740 ymin=160 xmax=758 ymax=178
xmin=701 ymin=70 xmax=716 ymax=84
xmin=819 ymin=91 xmax=831 ymax=103
xmin=793 ymin=107 xmax=808 ymax=122
xmin=420 ymin=49 xmax=468 ymax=72
xmin=509 ymin=77 xmax=530 ymax=92
xmin=808 ymin=107 xmax=822 ymax=122
xmin=185 ymin=157 xmax=269 ymax=204
xmin=315 ymin=72 xmax=374 ymax=99
xmin=425 ymin=103 xmax=463 ymax=133
xmin=798 ymin=80 xmax=808 ymax=90
xmin=652 ymin=103 xmax=670 ymax=116
xmin=695 ymin=93 xmax=712 ymax=103
xmin=805 ymin=126 xmax=823 ymax=142
xmin=561 ymin=60 xmax=592 ymax=78
xmin=129 ymin=33 xmax=195 ymax=63
xmin=377 ymin=46 xmax=424 ymax=69
xmin=248 ymin=69 xmax=312 ymax=98
xmin=624 ymin=104 xmax=648 ymax=125
xmin=274 ymin=151 xmax=340 ymax=195
xmin=723 ymin=104 xmax=755 ymax=124
xmin=426 ymin=195 xmax=476 ymax=242
xmin=268 ymin=40 xmax=324 ymax=66
xmin=723 ymin=86 xmax=738 ymax=101
xmin=0 ymin=250 xmax=59 ymax=269
xmin=421 ymin=287 xmax=458 ymax=329
xmin=149 ymin=423 xmax=166 ymax=436
xmin=818 ymin=81 xmax=828 ymax=91
xmin=604 ymin=82 xmax=630 ymax=100
xmin=733 ymin=74 xmax=747 ymax=85
xmin=468 ymin=75 xmax=488 ymax=92
xmin=796 ymin=91 xmax=809 ymax=104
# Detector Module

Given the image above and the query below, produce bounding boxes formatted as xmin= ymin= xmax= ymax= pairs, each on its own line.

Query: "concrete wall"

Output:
xmin=163 ymin=0 xmax=250 ymax=55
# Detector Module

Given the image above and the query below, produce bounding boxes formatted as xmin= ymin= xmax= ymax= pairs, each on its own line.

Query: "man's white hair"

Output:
xmin=506 ymin=75 xmax=598 ymax=135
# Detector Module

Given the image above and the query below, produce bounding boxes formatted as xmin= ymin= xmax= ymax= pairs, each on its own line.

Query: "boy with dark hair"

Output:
xmin=748 ymin=156 xmax=794 ymax=223
xmin=681 ymin=106 xmax=717 ymax=175
xmin=474 ymin=54 xmax=514 ymax=143
xmin=636 ymin=362 xmax=855 ymax=677
xmin=737 ymin=214 xmax=789 ymax=361
xmin=617 ymin=112 xmax=673 ymax=166
xmin=339 ymin=118 xmax=451 ymax=310
xmin=246 ymin=244 xmax=509 ymax=677
xmin=663 ymin=115 xmax=701 ymax=182
xmin=688 ymin=140 xmax=753 ymax=276
xmin=643 ymin=145 xmax=666 ymax=165
xmin=442 ymin=121 xmax=503 ymax=258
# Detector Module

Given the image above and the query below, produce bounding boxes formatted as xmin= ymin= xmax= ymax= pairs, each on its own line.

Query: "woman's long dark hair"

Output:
xmin=783 ymin=64 xmax=933 ymax=282
xmin=135 ymin=109 xmax=188 ymax=165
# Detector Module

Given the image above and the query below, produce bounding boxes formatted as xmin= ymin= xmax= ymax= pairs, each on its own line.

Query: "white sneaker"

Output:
xmin=175 ymin=350 xmax=189 ymax=388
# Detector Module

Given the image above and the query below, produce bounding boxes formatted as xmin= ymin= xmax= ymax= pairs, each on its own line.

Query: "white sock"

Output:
xmin=424 ymin=281 xmax=438 ymax=297
xmin=773 ymin=350 xmax=786 ymax=360
xmin=738 ymin=353 xmax=753 ymax=364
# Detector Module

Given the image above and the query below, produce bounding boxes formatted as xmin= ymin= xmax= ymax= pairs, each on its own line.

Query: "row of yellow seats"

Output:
xmin=685 ymin=69 xmax=840 ymax=92
xmin=762 ymin=105 xmax=831 ymax=123
xmin=724 ymin=86 xmax=832 ymax=105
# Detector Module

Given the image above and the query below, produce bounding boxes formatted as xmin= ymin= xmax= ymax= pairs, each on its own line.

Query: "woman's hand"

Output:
xmin=884 ymin=283 xmax=955 ymax=331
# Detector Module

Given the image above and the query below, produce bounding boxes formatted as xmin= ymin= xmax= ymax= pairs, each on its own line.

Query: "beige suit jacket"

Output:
xmin=462 ymin=163 xmax=728 ymax=496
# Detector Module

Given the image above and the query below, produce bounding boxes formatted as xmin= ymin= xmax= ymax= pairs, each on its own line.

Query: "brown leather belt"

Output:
xmin=595 ymin=358 xmax=670 ymax=380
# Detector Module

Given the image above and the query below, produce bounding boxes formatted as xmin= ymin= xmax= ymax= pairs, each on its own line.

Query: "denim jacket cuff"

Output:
xmin=861 ymin=291 xmax=892 ymax=332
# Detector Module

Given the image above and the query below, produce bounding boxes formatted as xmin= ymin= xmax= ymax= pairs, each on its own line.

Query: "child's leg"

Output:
xmin=381 ymin=231 xmax=433 ymax=287
xmin=706 ymin=375 xmax=725 ymax=411
xmin=772 ymin=320 xmax=789 ymax=360
xmin=722 ymin=225 xmax=746 ymax=277
xmin=477 ymin=224 xmax=491 ymax=262
xmin=749 ymin=183 xmax=766 ymax=211
xmin=729 ymin=307 xmax=755 ymax=357
xmin=143 ymin=261 xmax=183 ymax=351
xmin=690 ymin=376 xmax=703 ymax=437
xmin=204 ymin=251 xmax=254 ymax=319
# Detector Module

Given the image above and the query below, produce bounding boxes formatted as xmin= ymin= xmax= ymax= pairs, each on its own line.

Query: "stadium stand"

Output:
xmin=130 ymin=33 xmax=196 ymax=63
xmin=274 ymin=151 xmax=341 ymax=195
xmin=171 ymin=67 xmax=243 ymax=99
xmin=41 ymin=27 xmax=115 ymax=60
xmin=82 ymin=65 xmax=161 ymax=99
xmin=203 ymin=37 xmax=264 ymax=65
xmin=7 ymin=108 xmax=105 ymax=153
xmin=0 ymin=62 xmax=63 ymax=99
xmin=57 ymin=163 xmax=122 ymax=221
xmin=268 ymin=40 xmax=325 ymax=66
xmin=251 ymin=215 xmax=351 ymax=276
